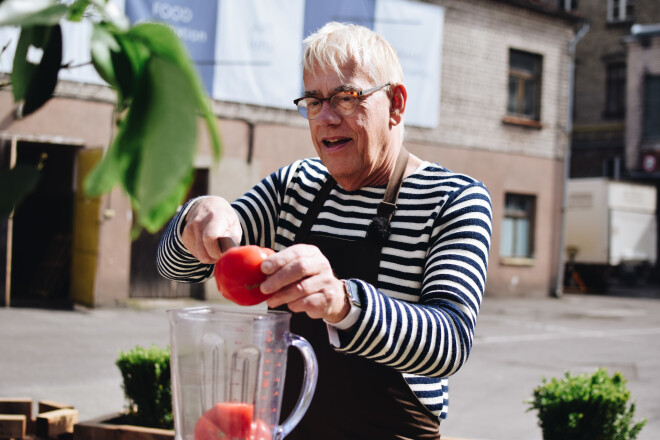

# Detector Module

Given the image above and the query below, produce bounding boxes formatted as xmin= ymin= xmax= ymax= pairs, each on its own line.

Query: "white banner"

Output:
xmin=0 ymin=0 xmax=444 ymax=127
xmin=214 ymin=0 xmax=305 ymax=108
xmin=375 ymin=0 xmax=444 ymax=128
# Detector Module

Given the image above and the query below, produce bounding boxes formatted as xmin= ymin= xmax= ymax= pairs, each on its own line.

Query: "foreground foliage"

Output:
xmin=526 ymin=368 xmax=646 ymax=440
xmin=0 ymin=0 xmax=221 ymax=233
xmin=116 ymin=344 xmax=172 ymax=429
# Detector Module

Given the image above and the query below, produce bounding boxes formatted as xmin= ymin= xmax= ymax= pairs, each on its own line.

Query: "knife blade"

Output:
xmin=218 ymin=236 xmax=239 ymax=253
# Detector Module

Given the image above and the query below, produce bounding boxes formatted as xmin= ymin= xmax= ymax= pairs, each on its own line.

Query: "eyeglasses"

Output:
xmin=293 ymin=83 xmax=391 ymax=120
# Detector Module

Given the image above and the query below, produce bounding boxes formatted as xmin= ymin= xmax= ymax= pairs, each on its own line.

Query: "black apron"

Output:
xmin=279 ymin=148 xmax=441 ymax=440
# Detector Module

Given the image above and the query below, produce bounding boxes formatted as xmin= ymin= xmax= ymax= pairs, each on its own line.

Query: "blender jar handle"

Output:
xmin=275 ymin=333 xmax=318 ymax=440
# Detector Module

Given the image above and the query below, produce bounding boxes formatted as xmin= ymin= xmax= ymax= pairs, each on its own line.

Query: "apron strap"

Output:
xmin=296 ymin=146 xmax=410 ymax=245
xmin=295 ymin=175 xmax=336 ymax=243
xmin=367 ymin=147 xmax=410 ymax=244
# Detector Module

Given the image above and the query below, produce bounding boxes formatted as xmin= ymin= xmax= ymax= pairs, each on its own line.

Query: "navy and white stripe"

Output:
xmin=157 ymin=158 xmax=492 ymax=420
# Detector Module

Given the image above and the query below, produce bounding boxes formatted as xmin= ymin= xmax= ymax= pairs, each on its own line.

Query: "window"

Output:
xmin=643 ymin=75 xmax=660 ymax=141
xmin=604 ymin=62 xmax=626 ymax=119
xmin=608 ymin=0 xmax=634 ymax=23
xmin=561 ymin=0 xmax=578 ymax=12
xmin=507 ymin=49 xmax=543 ymax=121
xmin=500 ymin=193 xmax=536 ymax=259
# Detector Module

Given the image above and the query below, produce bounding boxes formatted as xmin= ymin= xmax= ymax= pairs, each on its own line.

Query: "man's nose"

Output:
xmin=316 ymin=100 xmax=341 ymax=124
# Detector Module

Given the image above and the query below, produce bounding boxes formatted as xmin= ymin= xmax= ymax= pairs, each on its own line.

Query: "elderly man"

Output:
xmin=158 ymin=21 xmax=492 ymax=440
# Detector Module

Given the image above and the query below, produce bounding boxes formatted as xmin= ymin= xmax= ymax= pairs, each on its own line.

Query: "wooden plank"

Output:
xmin=0 ymin=398 xmax=33 ymax=418
xmin=72 ymin=422 xmax=118 ymax=440
xmin=36 ymin=408 xmax=78 ymax=439
xmin=0 ymin=414 xmax=26 ymax=439
xmin=38 ymin=401 xmax=74 ymax=414
xmin=116 ymin=425 xmax=174 ymax=440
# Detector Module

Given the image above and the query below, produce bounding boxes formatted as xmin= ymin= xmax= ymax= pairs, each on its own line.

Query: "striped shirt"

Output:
xmin=157 ymin=158 xmax=492 ymax=421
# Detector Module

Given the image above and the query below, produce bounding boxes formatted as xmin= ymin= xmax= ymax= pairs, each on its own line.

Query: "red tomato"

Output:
xmin=194 ymin=403 xmax=272 ymax=440
xmin=214 ymin=245 xmax=275 ymax=306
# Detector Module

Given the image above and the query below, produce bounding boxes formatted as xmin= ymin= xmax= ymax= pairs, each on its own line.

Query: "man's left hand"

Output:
xmin=260 ymin=244 xmax=349 ymax=323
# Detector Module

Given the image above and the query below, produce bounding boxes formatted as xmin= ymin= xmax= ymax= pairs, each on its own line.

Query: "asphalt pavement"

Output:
xmin=1 ymin=291 xmax=659 ymax=440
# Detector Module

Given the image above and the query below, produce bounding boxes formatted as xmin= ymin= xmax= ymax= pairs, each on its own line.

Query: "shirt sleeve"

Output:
xmin=333 ymin=182 xmax=492 ymax=379
xmin=156 ymin=163 xmax=296 ymax=282
xmin=156 ymin=196 xmax=215 ymax=282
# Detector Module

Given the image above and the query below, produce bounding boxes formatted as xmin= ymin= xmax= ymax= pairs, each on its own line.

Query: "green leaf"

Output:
xmin=85 ymin=54 xmax=199 ymax=232
xmin=83 ymin=135 xmax=122 ymax=198
xmin=85 ymin=21 xmax=222 ymax=232
xmin=112 ymin=30 xmax=151 ymax=107
xmin=127 ymin=22 xmax=222 ymax=159
xmin=66 ymin=0 xmax=92 ymax=22
xmin=23 ymin=25 xmax=61 ymax=116
xmin=10 ymin=26 xmax=40 ymax=102
xmin=90 ymin=23 xmax=120 ymax=89
xmin=0 ymin=164 xmax=41 ymax=217
xmin=126 ymin=56 xmax=199 ymax=232
xmin=11 ymin=24 xmax=62 ymax=117
xmin=139 ymin=169 xmax=194 ymax=233
xmin=0 ymin=0 xmax=68 ymax=27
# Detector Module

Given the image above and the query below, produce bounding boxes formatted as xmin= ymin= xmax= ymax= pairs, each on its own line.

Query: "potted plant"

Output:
xmin=526 ymin=367 xmax=646 ymax=440
xmin=74 ymin=345 xmax=174 ymax=440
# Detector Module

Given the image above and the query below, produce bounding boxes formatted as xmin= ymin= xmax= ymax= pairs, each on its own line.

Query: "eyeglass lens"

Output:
xmin=298 ymin=93 xmax=357 ymax=119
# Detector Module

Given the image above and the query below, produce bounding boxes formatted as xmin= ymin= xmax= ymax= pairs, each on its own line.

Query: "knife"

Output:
xmin=218 ymin=236 xmax=239 ymax=253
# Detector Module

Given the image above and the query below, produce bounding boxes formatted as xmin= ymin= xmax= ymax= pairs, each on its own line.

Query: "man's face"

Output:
xmin=302 ymin=65 xmax=395 ymax=191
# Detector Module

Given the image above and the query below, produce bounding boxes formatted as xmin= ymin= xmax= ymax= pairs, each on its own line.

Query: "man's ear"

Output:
xmin=389 ymin=84 xmax=407 ymax=125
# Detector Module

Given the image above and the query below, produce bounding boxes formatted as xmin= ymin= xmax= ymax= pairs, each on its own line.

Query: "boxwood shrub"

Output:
xmin=526 ymin=368 xmax=646 ymax=440
xmin=116 ymin=344 xmax=172 ymax=429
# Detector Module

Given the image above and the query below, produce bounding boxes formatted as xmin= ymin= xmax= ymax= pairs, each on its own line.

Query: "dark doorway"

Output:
xmin=10 ymin=142 xmax=78 ymax=308
xmin=129 ymin=168 xmax=209 ymax=299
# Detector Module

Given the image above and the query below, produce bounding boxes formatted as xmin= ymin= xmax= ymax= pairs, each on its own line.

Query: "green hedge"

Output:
xmin=116 ymin=345 xmax=172 ymax=429
xmin=526 ymin=368 xmax=646 ymax=440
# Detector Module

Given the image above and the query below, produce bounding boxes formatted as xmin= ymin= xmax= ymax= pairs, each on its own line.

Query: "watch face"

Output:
xmin=345 ymin=281 xmax=361 ymax=307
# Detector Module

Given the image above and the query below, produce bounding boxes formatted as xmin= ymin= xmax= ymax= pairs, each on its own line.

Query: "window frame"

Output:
xmin=603 ymin=61 xmax=626 ymax=119
xmin=500 ymin=193 xmax=537 ymax=263
xmin=506 ymin=49 xmax=543 ymax=123
xmin=607 ymin=0 xmax=634 ymax=23
xmin=643 ymin=74 xmax=660 ymax=142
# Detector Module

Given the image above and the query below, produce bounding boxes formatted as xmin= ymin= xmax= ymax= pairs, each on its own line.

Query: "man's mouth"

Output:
xmin=322 ymin=137 xmax=352 ymax=149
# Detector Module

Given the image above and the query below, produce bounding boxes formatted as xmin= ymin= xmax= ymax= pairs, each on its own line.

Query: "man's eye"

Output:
xmin=336 ymin=94 xmax=354 ymax=103
xmin=307 ymin=99 xmax=321 ymax=107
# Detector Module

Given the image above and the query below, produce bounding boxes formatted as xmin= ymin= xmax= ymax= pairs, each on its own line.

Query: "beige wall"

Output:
xmin=408 ymin=141 xmax=564 ymax=298
xmin=405 ymin=0 xmax=572 ymax=162
xmin=0 ymin=92 xmax=114 ymax=144
xmin=1 ymin=0 xmax=577 ymax=304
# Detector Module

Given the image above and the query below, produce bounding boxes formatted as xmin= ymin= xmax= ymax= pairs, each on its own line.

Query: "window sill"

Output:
xmin=500 ymin=257 xmax=535 ymax=267
xmin=606 ymin=19 xmax=634 ymax=28
xmin=502 ymin=116 xmax=543 ymax=129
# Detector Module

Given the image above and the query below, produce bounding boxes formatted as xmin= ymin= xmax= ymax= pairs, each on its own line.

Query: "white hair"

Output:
xmin=302 ymin=22 xmax=404 ymax=87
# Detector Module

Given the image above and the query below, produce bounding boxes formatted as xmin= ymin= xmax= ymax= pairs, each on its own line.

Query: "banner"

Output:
xmin=375 ymin=1 xmax=444 ymax=127
xmin=126 ymin=0 xmax=219 ymax=94
xmin=0 ymin=0 xmax=444 ymax=127
xmin=214 ymin=0 xmax=305 ymax=108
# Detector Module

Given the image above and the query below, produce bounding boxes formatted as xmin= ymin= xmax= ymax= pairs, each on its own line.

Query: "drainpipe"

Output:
xmin=554 ymin=20 xmax=589 ymax=298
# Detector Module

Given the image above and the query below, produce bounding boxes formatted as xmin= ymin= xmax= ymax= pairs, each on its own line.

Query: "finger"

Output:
xmin=286 ymin=294 xmax=329 ymax=320
xmin=181 ymin=223 xmax=214 ymax=264
xmin=201 ymin=218 xmax=231 ymax=262
xmin=265 ymin=279 xmax=308 ymax=309
xmin=260 ymin=245 xmax=325 ymax=294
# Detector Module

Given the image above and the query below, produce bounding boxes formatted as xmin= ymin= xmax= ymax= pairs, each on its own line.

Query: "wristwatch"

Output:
xmin=343 ymin=280 xmax=361 ymax=308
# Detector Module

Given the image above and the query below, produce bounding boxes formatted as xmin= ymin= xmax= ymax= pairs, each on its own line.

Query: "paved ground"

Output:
xmin=1 ymin=291 xmax=659 ymax=440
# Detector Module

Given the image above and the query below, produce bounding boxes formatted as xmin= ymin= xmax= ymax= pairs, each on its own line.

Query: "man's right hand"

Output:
xmin=181 ymin=196 xmax=242 ymax=264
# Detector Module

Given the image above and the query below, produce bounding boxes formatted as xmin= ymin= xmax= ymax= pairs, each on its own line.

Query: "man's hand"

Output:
xmin=181 ymin=196 xmax=242 ymax=264
xmin=260 ymin=244 xmax=349 ymax=323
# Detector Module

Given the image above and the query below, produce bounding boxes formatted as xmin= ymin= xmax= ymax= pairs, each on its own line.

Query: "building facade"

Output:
xmin=1 ymin=0 xmax=582 ymax=307
xmin=568 ymin=0 xmax=660 ymax=286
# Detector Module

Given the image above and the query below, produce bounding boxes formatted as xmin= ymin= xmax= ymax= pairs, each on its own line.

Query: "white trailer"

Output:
xmin=564 ymin=178 xmax=657 ymax=288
